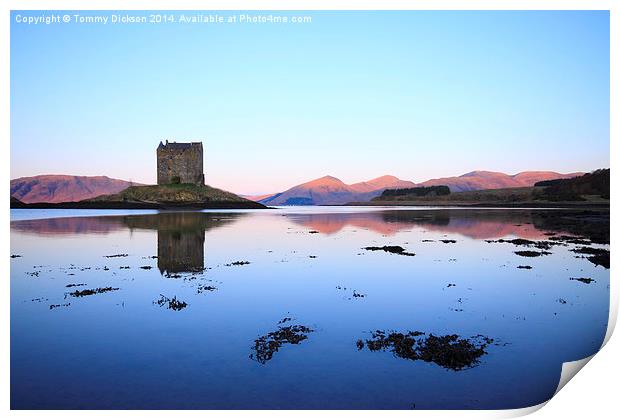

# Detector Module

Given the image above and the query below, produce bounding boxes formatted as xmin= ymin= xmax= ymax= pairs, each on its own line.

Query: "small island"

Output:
xmin=10 ymin=141 xmax=267 ymax=210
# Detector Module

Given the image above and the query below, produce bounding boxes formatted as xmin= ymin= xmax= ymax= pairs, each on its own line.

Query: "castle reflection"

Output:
xmin=155 ymin=215 xmax=204 ymax=274
xmin=123 ymin=212 xmax=240 ymax=274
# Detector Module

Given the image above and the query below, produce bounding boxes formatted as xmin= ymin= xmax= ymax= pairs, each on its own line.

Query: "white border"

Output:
xmin=2 ymin=1 xmax=616 ymax=419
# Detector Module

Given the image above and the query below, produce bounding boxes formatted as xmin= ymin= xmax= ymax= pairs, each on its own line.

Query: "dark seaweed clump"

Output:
xmin=65 ymin=283 xmax=87 ymax=288
xmin=139 ymin=265 xmax=153 ymax=270
xmin=358 ymin=330 xmax=493 ymax=371
xmin=570 ymin=247 xmax=610 ymax=269
xmin=517 ymin=265 xmax=533 ymax=269
xmin=547 ymin=235 xmax=592 ymax=245
xmin=250 ymin=324 xmax=314 ymax=364
xmin=196 ymin=285 xmax=217 ymax=294
xmin=50 ymin=303 xmax=71 ymax=310
xmin=440 ymin=240 xmax=457 ymax=244
xmin=69 ymin=287 xmax=119 ymax=297
xmin=514 ymin=250 xmax=551 ymax=257
xmin=363 ymin=246 xmax=415 ymax=256
xmin=10 ymin=254 xmax=22 ymax=258
xmin=486 ymin=238 xmax=558 ymax=250
xmin=570 ymin=277 xmax=595 ymax=284
xmin=104 ymin=254 xmax=128 ymax=258
xmin=153 ymin=295 xmax=188 ymax=311
xmin=226 ymin=261 xmax=251 ymax=266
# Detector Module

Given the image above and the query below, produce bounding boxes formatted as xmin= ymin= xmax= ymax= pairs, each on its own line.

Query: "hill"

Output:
xmin=419 ymin=170 xmax=583 ymax=192
xmin=534 ymin=169 xmax=610 ymax=201
xmin=366 ymin=170 xmax=609 ymax=207
xmin=260 ymin=175 xmax=415 ymax=206
xmin=11 ymin=184 xmax=266 ymax=209
xmin=258 ymin=170 xmax=585 ymax=205
xmin=11 ymin=175 xmax=139 ymax=203
xmin=348 ymin=175 xmax=416 ymax=193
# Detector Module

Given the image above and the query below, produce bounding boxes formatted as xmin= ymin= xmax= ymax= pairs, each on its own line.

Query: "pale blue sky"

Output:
xmin=11 ymin=11 xmax=609 ymax=194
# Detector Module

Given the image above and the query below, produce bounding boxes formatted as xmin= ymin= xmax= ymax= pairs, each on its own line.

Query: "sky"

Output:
xmin=10 ymin=10 xmax=609 ymax=195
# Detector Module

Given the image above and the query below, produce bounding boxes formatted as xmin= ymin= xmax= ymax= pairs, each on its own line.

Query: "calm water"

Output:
xmin=10 ymin=207 xmax=610 ymax=409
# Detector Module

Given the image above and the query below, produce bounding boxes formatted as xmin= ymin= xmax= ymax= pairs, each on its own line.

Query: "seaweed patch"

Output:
xmin=357 ymin=330 xmax=493 ymax=371
xmin=250 ymin=320 xmax=314 ymax=364
xmin=69 ymin=287 xmax=119 ymax=297
xmin=225 ymin=261 xmax=251 ymax=266
xmin=153 ymin=294 xmax=188 ymax=311
xmin=363 ymin=246 xmax=415 ymax=256
xmin=570 ymin=247 xmax=610 ymax=269
xmin=514 ymin=250 xmax=551 ymax=257
xmin=570 ymin=277 xmax=595 ymax=284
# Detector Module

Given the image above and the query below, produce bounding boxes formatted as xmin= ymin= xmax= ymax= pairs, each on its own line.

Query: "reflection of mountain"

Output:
xmin=531 ymin=210 xmax=609 ymax=244
xmin=11 ymin=212 xmax=245 ymax=274
xmin=289 ymin=210 xmax=571 ymax=240
xmin=10 ymin=216 xmax=127 ymax=235
xmin=380 ymin=210 xmax=552 ymax=240
xmin=286 ymin=213 xmax=414 ymax=235
xmin=11 ymin=212 xmax=240 ymax=236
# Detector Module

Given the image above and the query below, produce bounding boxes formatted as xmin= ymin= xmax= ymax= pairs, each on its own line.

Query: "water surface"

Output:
xmin=10 ymin=207 xmax=610 ymax=409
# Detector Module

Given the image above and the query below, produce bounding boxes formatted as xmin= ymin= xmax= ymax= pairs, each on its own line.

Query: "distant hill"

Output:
xmin=260 ymin=175 xmax=416 ymax=206
xmin=10 ymin=175 xmax=140 ymax=203
xmin=348 ymin=175 xmax=416 ymax=193
xmin=241 ymin=193 xmax=276 ymax=202
xmin=367 ymin=169 xmax=609 ymax=207
xmin=419 ymin=170 xmax=584 ymax=192
xmin=258 ymin=171 xmax=585 ymax=205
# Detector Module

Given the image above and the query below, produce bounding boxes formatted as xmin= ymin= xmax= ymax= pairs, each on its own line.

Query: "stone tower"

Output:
xmin=156 ymin=140 xmax=204 ymax=185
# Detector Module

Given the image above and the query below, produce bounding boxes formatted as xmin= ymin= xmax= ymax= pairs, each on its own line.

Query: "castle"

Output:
xmin=157 ymin=140 xmax=204 ymax=185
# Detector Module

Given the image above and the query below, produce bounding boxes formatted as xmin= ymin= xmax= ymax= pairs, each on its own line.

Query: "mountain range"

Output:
xmin=10 ymin=175 xmax=140 ymax=203
xmin=259 ymin=171 xmax=584 ymax=205
xmin=11 ymin=171 xmax=584 ymax=205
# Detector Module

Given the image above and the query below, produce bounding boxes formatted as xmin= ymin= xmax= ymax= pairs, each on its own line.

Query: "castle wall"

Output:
xmin=157 ymin=142 xmax=204 ymax=185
